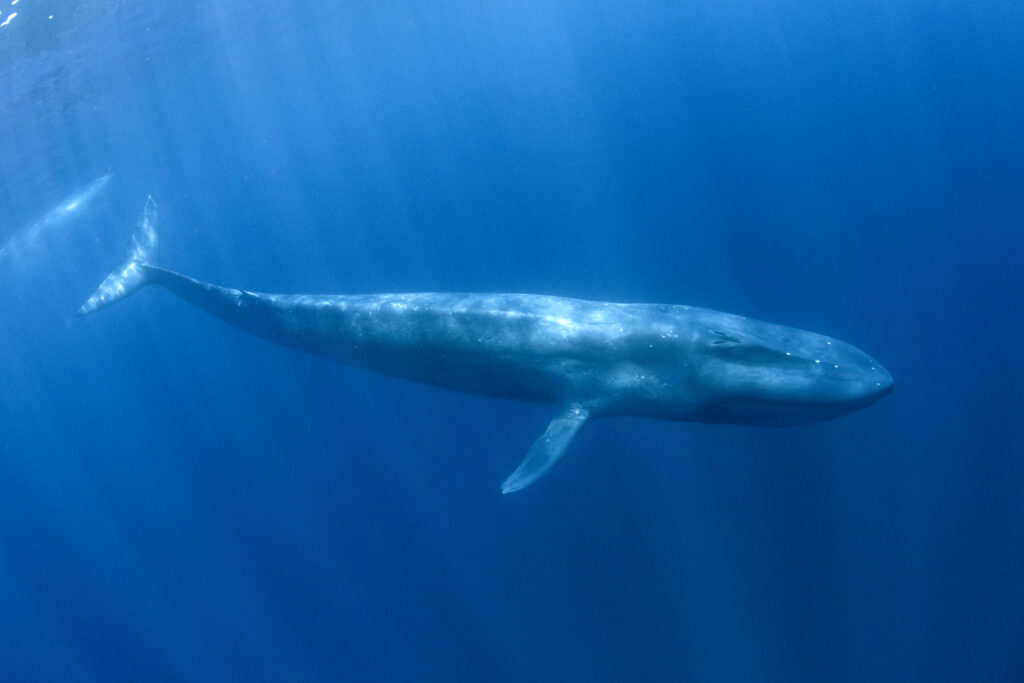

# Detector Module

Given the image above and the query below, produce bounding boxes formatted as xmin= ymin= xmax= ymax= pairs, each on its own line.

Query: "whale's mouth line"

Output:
xmin=690 ymin=385 xmax=892 ymax=426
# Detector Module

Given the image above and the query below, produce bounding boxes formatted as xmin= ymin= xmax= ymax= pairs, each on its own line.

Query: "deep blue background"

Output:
xmin=1 ymin=2 xmax=1022 ymax=681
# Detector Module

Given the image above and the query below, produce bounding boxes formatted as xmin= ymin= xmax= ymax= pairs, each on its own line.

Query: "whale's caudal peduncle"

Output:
xmin=80 ymin=198 xmax=894 ymax=493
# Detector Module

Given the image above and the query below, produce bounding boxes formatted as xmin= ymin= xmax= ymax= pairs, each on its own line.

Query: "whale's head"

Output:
xmin=686 ymin=311 xmax=893 ymax=426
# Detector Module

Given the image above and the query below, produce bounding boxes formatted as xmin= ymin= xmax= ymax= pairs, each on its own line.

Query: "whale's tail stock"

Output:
xmin=78 ymin=196 xmax=159 ymax=315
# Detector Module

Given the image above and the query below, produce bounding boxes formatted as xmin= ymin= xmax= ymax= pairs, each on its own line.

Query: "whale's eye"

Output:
xmin=711 ymin=332 xmax=743 ymax=347
xmin=712 ymin=331 xmax=745 ymax=344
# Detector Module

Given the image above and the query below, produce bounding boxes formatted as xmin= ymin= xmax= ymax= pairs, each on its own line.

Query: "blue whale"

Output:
xmin=80 ymin=198 xmax=893 ymax=493
xmin=1 ymin=174 xmax=111 ymax=265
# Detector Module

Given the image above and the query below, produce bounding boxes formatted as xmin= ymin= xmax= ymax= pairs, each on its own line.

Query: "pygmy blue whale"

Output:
xmin=80 ymin=198 xmax=893 ymax=493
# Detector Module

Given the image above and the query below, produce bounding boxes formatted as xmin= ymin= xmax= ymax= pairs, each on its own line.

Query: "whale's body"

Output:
xmin=0 ymin=174 xmax=111 ymax=264
xmin=80 ymin=198 xmax=893 ymax=492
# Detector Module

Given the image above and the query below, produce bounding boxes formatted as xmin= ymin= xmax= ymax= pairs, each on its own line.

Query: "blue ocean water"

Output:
xmin=1 ymin=1 xmax=1022 ymax=681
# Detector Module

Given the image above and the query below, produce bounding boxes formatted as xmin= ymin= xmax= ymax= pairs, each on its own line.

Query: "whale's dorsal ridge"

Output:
xmin=501 ymin=405 xmax=591 ymax=494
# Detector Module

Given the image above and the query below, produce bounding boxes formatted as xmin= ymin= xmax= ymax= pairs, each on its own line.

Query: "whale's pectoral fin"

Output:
xmin=501 ymin=406 xmax=590 ymax=494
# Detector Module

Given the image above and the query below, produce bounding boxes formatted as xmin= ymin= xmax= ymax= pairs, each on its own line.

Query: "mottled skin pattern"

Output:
xmin=148 ymin=274 xmax=701 ymax=417
xmin=80 ymin=198 xmax=893 ymax=491
xmin=145 ymin=268 xmax=892 ymax=426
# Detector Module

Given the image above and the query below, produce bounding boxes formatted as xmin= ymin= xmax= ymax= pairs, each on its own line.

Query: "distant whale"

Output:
xmin=80 ymin=198 xmax=893 ymax=493
xmin=0 ymin=174 xmax=111 ymax=264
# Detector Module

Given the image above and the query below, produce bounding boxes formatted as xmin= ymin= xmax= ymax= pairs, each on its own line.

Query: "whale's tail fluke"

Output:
xmin=78 ymin=196 xmax=159 ymax=315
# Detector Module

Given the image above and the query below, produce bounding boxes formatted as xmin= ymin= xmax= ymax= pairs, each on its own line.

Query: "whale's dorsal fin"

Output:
xmin=501 ymin=406 xmax=590 ymax=494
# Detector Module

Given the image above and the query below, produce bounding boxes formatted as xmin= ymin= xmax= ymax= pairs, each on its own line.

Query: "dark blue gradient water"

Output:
xmin=1 ymin=2 xmax=1021 ymax=681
